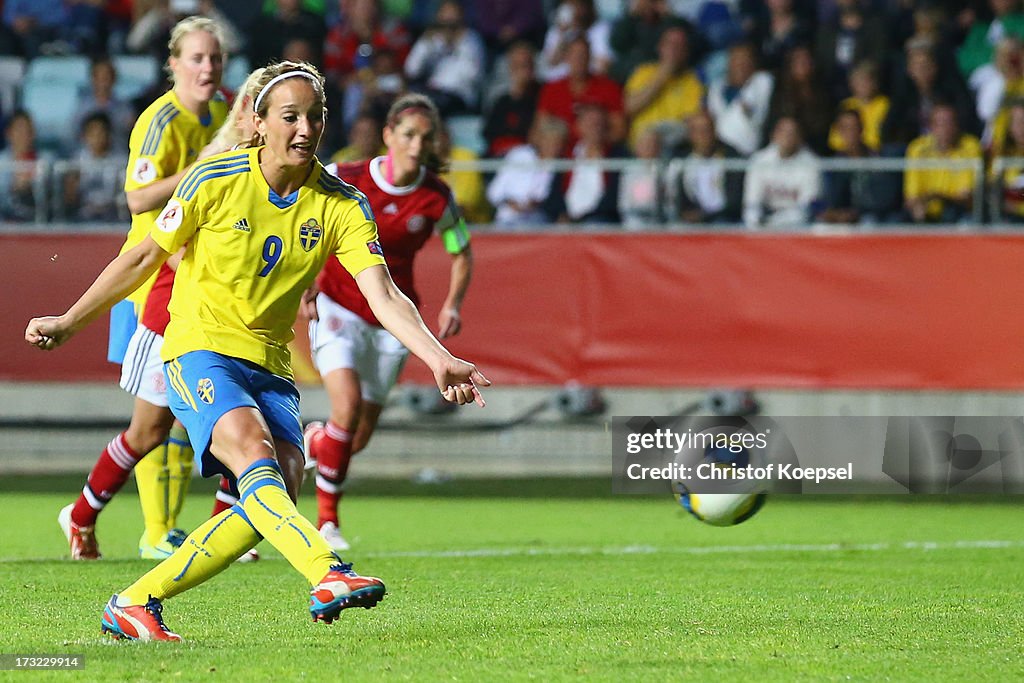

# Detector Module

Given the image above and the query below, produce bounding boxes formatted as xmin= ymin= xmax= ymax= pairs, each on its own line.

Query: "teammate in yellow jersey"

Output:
xmin=58 ymin=16 xmax=230 ymax=562
xmin=26 ymin=60 xmax=489 ymax=641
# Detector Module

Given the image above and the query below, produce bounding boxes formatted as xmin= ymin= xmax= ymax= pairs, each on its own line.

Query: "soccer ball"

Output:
xmin=675 ymin=489 xmax=767 ymax=527
xmin=674 ymin=443 xmax=767 ymax=527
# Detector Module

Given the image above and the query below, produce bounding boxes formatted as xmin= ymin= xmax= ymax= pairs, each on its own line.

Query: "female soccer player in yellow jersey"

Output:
xmin=26 ymin=60 xmax=490 ymax=641
xmin=58 ymin=16 xmax=230 ymax=562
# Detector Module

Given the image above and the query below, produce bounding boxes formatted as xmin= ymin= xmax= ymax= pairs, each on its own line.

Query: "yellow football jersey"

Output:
xmin=149 ymin=147 xmax=386 ymax=379
xmin=121 ymin=89 xmax=229 ymax=305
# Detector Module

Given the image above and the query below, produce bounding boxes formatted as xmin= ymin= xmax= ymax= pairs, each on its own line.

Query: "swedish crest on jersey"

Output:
xmin=196 ymin=378 xmax=215 ymax=405
xmin=299 ymin=218 xmax=322 ymax=252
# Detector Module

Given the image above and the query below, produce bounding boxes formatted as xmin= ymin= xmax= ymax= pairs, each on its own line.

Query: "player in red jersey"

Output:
xmin=305 ymin=93 xmax=473 ymax=550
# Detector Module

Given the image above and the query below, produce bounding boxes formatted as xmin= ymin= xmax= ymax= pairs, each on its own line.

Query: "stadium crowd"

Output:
xmin=2 ymin=0 xmax=1024 ymax=227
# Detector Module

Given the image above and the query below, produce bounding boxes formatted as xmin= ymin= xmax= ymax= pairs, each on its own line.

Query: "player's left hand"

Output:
xmin=25 ymin=315 xmax=71 ymax=351
xmin=435 ymin=356 xmax=490 ymax=407
xmin=437 ymin=307 xmax=462 ymax=339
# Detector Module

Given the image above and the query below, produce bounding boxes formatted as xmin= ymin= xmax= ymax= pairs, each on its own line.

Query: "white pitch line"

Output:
xmin=4 ymin=539 xmax=1024 ymax=563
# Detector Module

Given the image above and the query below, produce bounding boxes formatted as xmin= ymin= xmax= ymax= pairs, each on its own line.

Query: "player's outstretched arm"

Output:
xmin=25 ymin=236 xmax=172 ymax=351
xmin=354 ymin=263 xmax=490 ymax=406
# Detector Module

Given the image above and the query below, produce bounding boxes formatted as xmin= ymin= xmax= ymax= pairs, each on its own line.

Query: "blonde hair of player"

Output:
xmin=252 ymin=61 xmax=326 ymax=119
xmin=209 ymin=67 xmax=266 ymax=152
xmin=165 ymin=16 xmax=226 ymax=83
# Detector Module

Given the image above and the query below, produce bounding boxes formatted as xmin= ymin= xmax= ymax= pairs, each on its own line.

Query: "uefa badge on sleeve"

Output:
xmin=157 ymin=200 xmax=183 ymax=233
xmin=367 ymin=240 xmax=384 ymax=256
xmin=132 ymin=157 xmax=157 ymax=184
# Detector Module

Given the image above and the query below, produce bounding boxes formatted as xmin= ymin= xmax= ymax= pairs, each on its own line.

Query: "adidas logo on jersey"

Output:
xmin=233 ymin=218 xmax=251 ymax=232
xmin=382 ymin=202 xmax=399 ymax=215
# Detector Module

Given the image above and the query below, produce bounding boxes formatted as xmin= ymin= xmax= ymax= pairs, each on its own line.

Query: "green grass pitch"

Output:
xmin=2 ymin=476 xmax=1024 ymax=681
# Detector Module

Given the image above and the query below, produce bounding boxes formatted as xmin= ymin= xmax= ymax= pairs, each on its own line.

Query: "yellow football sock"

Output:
xmin=238 ymin=458 xmax=336 ymax=585
xmin=165 ymin=424 xmax=194 ymax=531
xmin=120 ymin=506 xmax=261 ymax=605
xmin=134 ymin=442 xmax=170 ymax=546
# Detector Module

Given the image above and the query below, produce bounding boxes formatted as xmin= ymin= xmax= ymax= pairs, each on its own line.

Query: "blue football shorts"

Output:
xmin=163 ymin=350 xmax=303 ymax=478
xmin=107 ymin=299 xmax=138 ymax=364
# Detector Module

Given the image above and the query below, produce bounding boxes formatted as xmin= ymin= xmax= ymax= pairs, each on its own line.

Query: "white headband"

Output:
xmin=253 ymin=71 xmax=319 ymax=113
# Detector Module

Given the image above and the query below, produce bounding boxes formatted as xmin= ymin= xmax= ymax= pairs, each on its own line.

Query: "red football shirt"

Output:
xmin=141 ymin=264 xmax=173 ymax=336
xmin=537 ymin=75 xmax=624 ymax=145
xmin=317 ymin=157 xmax=464 ymax=327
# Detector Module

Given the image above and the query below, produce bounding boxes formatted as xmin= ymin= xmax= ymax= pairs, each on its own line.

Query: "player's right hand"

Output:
xmin=25 ymin=316 xmax=70 ymax=351
xmin=436 ymin=357 xmax=490 ymax=408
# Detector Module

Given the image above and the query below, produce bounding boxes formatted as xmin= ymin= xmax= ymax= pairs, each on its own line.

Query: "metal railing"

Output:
xmin=0 ymin=157 xmax=128 ymax=228
xmin=0 ymin=155 xmax=1008 ymax=231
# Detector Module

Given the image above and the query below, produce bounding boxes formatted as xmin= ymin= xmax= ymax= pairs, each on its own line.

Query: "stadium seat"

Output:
xmin=24 ymin=55 xmax=90 ymax=89
xmin=22 ymin=81 xmax=80 ymax=152
xmin=112 ymin=55 xmax=160 ymax=101
xmin=445 ymin=114 xmax=485 ymax=156
xmin=0 ymin=56 xmax=25 ymax=116
xmin=223 ymin=55 xmax=251 ymax=93
xmin=595 ymin=0 xmax=624 ymax=20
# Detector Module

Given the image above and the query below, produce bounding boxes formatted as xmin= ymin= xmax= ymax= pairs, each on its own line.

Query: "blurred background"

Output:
xmin=4 ymin=0 xmax=1024 ymax=483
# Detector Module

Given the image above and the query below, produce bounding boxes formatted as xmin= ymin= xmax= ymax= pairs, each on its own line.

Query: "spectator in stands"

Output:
xmin=668 ymin=109 xmax=744 ymax=225
xmin=404 ymin=0 xmax=486 ymax=115
xmin=885 ymin=0 xmax=972 ymax=53
xmin=743 ymin=116 xmax=822 ymax=229
xmin=438 ymin=123 xmax=490 ymax=224
xmin=546 ymin=104 xmax=623 ymax=224
xmin=768 ymin=44 xmax=834 ymax=155
xmin=610 ymin=0 xmax=690 ymax=83
xmin=883 ymin=43 xmax=978 ymax=150
xmin=322 ymin=0 xmax=411 ymax=91
xmin=247 ymin=0 xmax=327 ymax=69
xmin=692 ymin=1 xmax=744 ymax=84
xmin=104 ymin=0 xmax=134 ymax=55
xmin=282 ymin=36 xmax=320 ymax=65
xmin=972 ymin=37 xmax=1024 ymax=144
xmin=330 ymin=112 xmax=384 ymax=164
xmin=901 ymin=4 xmax=962 ymax=77
xmin=536 ymin=36 xmax=625 ymax=147
xmin=617 ymin=126 xmax=664 ymax=228
xmin=3 ymin=0 xmax=104 ymax=57
xmin=958 ymin=0 xmax=1024 ymax=84
xmin=73 ymin=57 xmax=136 ymax=150
xmin=340 ymin=47 xmax=405 ymax=133
xmin=128 ymin=0 xmax=242 ymax=62
xmin=827 ymin=60 xmax=889 ymax=153
xmin=0 ymin=110 xmax=49 ymax=221
xmin=487 ymin=117 xmax=568 ymax=228
xmin=819 ymin=109 xmax=902 ymax=225
xmin=482 ymin=41 xmax=540 ymax=158
xmin=539 ymin=0 xmax=614 ymax=82
xmin=706 ymin=41 xmax=774 ymax=157
xmin=63 ymin=112 xmax=126 ymax=222
xmin=623 ymin=23 xmax=703 ymax=152
xmin=990 ymin=100 xmax=1024 ymax=222
xmin=903 ymin=103 xmax=982 ymax=223
xmin=468 ymin=0 xmax=546 ymax=64
xmin=743 ymin=0 xmax=812 ymax=71
xmin=813 ymin=0 xmax=889 ymax=100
